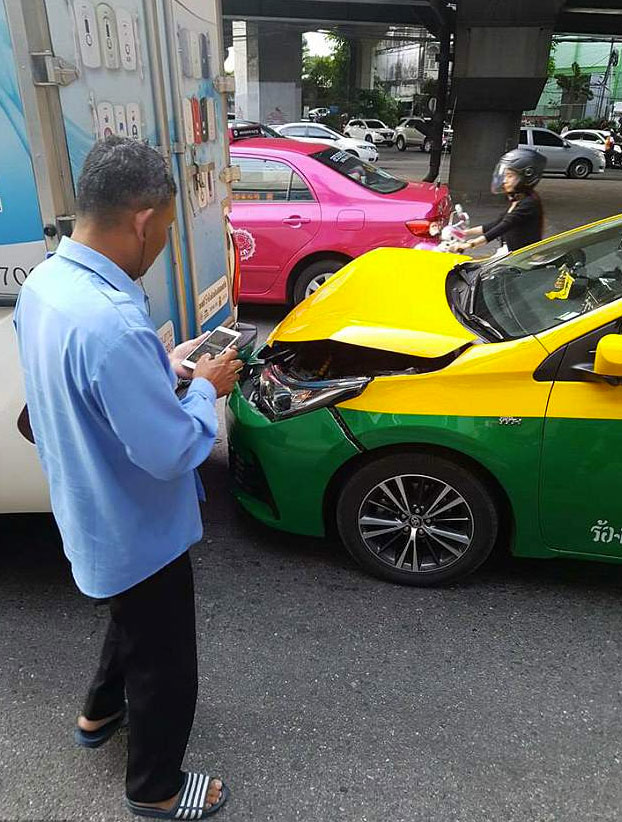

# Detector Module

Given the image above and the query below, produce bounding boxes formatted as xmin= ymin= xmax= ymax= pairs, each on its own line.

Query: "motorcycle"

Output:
xmin=414 ymin=204 xmax=470 ymax=252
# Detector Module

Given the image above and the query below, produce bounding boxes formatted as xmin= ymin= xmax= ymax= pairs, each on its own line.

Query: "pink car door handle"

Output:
xmin=282 ymin=215 xmax=311 ymax=227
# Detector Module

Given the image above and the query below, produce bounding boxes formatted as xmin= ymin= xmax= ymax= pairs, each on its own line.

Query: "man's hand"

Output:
xmin=169 ymin=331 xmax=210 ymax=380
xmin=193 ymin=348 xmax=242 ymax=398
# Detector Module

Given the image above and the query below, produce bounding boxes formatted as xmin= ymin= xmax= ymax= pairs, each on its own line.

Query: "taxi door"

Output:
xmin=230 ymin=155 xmax=321 ymax=297
xmin=539 ymin=317 xmax=622 ymax=556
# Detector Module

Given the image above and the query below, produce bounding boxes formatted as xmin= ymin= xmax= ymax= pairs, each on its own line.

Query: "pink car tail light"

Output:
xmin=406 ymin=219 xmax=433 ymax=237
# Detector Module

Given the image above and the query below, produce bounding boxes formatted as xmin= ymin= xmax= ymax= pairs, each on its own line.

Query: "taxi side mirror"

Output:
xmin=594 ymin=334 xmax=622 ymax=383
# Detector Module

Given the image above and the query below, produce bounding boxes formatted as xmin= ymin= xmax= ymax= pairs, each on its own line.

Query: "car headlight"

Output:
xmin=257 ymin=362 xmax=370 ymax=420
xmin=357 ymin=143 xmax=372 ymax=150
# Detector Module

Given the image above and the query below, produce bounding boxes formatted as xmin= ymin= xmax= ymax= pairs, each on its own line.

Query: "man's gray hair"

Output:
xmin=76 ymin=137 xmax=177 ymax=222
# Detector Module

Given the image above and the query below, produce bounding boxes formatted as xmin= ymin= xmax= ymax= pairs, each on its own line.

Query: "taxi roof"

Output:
xmin=229 ymin=137 xmax=325 ymax=156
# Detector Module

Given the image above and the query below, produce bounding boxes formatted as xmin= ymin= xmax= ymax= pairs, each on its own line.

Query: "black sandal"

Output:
xmin=127 ymin=772 xmax=229 ymax=819
xmin=74 ymin=706 xmax=127 ymax=748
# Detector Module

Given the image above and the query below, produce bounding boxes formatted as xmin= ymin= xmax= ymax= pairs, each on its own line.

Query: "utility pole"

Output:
xmin=597 ymin=39 xmax=617 ymax=120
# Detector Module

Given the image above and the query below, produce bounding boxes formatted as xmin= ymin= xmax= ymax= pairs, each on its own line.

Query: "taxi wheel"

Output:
xmin=336 ymin=452 xmax=499 ymax=587
xmin=293 ymin=258 xmax=345 ymax=304
xmin=567 ymin=158 xmax=592 ymax=179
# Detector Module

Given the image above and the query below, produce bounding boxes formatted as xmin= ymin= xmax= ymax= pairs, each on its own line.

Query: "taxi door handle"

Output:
xmin=282 ymin=215 xmax=311 ymax=227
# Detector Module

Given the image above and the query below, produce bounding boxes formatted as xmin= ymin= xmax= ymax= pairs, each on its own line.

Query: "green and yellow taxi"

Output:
xmin=227 ymin=215 xmax=622 ymax=585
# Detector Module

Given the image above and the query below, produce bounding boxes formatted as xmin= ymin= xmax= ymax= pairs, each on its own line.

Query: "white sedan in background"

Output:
xmin=275 ymin=122 xmax=379 ymax=162
xmin=343 ymin=118 xmax=395 ymax=146
xmin=561 ymin=129 xmax=622 ymax=166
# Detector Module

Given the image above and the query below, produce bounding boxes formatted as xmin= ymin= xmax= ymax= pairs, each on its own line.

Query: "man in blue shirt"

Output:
xmin=14 ymin=137 xmax=238 ymax=819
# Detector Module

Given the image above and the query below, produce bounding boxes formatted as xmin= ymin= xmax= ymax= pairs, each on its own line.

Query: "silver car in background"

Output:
xmin=519 ymin=127 xmax=605 ymax=179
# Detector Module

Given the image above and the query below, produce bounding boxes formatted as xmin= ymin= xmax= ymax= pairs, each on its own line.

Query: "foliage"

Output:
xmin=547 ymin=41 xmax=557 ymax=78
xmin=548 ymin=115 xmax=620 ymax=134
xmin=353 ymin=88 xmax=400 ymax=127
xmin=302 ymin=33 xmax=400 ymax=127
xmin=302 ymin=33 xmax=350 ymax=100
xmin=555 ymin=61 xmax=594 ymax=103
xmin=303 ymin=55 xmax=338 ymax=90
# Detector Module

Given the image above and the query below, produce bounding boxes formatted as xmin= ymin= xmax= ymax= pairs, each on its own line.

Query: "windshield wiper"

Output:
xmin=468 ymin=313 xmax=505 ymax=341
xmin=447 ymin=263 xmax=505 ymax=341
xmin=449 ymin=293 xmax=502 ymax=342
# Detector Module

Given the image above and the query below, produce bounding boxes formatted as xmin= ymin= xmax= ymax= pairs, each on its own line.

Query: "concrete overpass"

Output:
xmin=224 ymin=0 xmax=622 ymax=199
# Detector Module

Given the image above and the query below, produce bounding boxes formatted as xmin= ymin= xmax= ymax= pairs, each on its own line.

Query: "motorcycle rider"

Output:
xmin=452 ymin=147 xmax=546 ymax=255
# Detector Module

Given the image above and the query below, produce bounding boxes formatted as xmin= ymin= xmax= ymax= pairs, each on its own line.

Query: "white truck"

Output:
xmin=1 ymin=0 xmax=250 ymax=513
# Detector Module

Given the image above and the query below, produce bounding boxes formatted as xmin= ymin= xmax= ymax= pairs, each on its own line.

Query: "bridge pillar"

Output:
xmin=232 ymin=21 xmax=303 ymax=124
xmin=449 ymin=0 xmax=565 ymax=202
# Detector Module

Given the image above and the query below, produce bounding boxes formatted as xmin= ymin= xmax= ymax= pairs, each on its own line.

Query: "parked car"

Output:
xmin=274 ymin=122 xmax=378 ymax=162
xmin=309 ymin=107 xmax=330 ymax=121
xmin=228 ymin=213 xmax=622 ymax=587
xmin=395 ymin=117 xmax=453 ymax=153
xmin=344 ymin=119 xmax=396 ymax=146
xmin=562 ymin=129 xmax=622 ymax=168
xmin=520 ymin=127 xmax=605 ymax=178
xmin=395 ymin=117 xmax=432 ymax=151
xmin=229 ymin=138 xmax=450 ymax=304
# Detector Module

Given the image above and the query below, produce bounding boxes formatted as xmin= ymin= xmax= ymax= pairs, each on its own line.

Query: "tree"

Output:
xmin=302 ymin=34 xmax=350 ymax=107
xmin=555 ymin=61 xmax=594 ymax=120
xmin=547 ymin=40 xmax=557 ymax=78
xmin=355 ymin=88 xmax=400 ymax=127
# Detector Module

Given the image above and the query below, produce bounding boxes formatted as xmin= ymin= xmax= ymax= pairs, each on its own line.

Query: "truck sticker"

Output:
xmin=197 ymin=275 xmax=228 ymax=325
xmin=157 ymin=319 xmax=175 ymax=353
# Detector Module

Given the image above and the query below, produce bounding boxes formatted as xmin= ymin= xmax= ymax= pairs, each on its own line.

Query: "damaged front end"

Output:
xmin=243 ymin=338 xmax=471 ymax=421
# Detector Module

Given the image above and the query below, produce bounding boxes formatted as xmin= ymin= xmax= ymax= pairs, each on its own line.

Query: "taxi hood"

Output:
xmin=267 ymin=248 xmax=476 ymax=359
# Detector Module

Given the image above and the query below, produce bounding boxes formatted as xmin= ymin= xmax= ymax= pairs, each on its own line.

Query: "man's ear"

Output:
xmin=133 ymin=207 xmax=155 ymax=241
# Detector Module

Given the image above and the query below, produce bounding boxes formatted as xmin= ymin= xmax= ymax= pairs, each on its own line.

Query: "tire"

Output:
xmin=346 ymin=150 xmax=359 ymax=158
xmin=396 ymin=136 xmax=407 ymax=151
xmin=292 ymin=258 xmax=346 ymax=304
xmin=365 ymin=134 xmax=373 ymax=143
xmin=422 ymin=137 xmax=432 ymax=153
xmin=336 ymin=452 xmax=499 ymax=586
xmin=344 ymin=131 xmax=351 ymax=138
xmin=567 ymin=158 xmax=592 ymax=179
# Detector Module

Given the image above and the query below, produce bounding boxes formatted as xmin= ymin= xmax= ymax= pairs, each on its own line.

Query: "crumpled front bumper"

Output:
xmin=226 ymin=382 xmax=360 ymax=536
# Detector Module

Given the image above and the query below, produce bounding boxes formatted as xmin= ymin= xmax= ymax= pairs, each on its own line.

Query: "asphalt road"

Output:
xmin=3 ymin=154 xmax=622 ymax=822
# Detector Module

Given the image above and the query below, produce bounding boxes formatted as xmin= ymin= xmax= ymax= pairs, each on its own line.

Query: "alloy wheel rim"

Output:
xmin=575 ymin=162 xmax=588 ymax=177
xmin=305 ymin=272 xmax=332 ymax=297
xmin=357 ymin=473 xmax=474 ymax=573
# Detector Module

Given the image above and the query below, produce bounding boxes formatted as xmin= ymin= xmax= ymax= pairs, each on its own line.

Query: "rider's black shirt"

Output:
xmin=483 ymin=193 xmax=543 ymax=252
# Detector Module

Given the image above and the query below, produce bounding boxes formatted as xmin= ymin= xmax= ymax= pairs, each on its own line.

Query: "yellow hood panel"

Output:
xmin=268 ymin=248 xmax=476 ymax=358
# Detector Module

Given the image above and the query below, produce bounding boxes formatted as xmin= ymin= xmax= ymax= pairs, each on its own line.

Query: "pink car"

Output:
xmin=230 ymin=138 xmax=451 ymax=304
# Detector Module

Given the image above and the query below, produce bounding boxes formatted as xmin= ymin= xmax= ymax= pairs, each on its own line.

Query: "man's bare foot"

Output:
xmin=77 ymin=709 xmax=124 ymax=732
xmin=134 ymin=778 xmax=223 ymax=812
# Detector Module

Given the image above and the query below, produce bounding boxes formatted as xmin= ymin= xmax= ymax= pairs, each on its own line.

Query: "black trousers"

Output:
xmin=82 ymin=551 xmax=198 ymax=803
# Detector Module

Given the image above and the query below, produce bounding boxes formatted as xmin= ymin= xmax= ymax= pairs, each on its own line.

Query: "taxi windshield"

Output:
xmin=311 ymin=148 xmax=407 ymax=194
xmin=470 ymin=217 xmax=622 ymax=340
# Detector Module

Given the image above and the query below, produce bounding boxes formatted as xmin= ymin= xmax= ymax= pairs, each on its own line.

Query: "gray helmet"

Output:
xmin=491 ymin=148 xmax=547 ymax=193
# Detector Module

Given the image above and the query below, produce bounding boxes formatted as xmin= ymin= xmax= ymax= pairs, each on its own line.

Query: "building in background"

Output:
xmin=526 ymin=38 xmax=622 ymax=124
xmin=374 ymin=27 xmax=439 ymax=116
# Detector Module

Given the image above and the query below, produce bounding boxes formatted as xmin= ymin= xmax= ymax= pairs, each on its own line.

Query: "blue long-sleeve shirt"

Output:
xmin=13 ymin=236 xmax=218 ymax=598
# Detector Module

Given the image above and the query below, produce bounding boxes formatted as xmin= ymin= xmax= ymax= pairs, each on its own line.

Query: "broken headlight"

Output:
xmin=257 ymin=362 xmax=370 ymax=421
